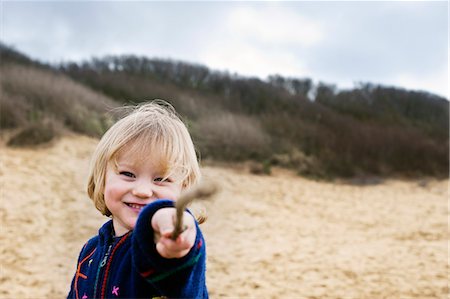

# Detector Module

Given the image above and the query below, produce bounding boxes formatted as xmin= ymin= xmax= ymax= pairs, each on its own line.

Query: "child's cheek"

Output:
xmin=104 ymin=177 xmax=121 ymax=207
xmin=104 ymin=176 xmax=121 ymax=200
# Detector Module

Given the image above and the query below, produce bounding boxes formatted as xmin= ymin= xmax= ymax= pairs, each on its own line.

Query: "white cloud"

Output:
xmin=201 ymin=40 xmax=308 ymax=79
xmin=199 ymin=5 xmax=321 ymax=79
xmin=227 ymin=5 xmax=323 ymax=48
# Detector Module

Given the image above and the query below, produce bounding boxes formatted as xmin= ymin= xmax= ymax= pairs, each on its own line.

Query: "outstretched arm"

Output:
xmin=132 ymin=200 xmax=208 ymax=298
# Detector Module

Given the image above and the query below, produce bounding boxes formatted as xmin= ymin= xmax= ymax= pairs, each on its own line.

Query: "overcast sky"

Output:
xmin=1 ymin=1 xmax=448 ymax=98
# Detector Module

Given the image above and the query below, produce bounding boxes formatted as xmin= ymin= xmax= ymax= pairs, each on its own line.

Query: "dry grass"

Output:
xmin=1 ymin=63 xmax=118 ymax=145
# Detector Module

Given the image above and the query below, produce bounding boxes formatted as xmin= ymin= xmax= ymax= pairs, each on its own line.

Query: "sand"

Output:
xmin=0 ymin=135 xmax=448 ymax=299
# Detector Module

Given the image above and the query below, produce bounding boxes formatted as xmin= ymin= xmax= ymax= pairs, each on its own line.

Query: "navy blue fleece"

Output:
xmin=67 ymin=200 xmax=208 ymax=299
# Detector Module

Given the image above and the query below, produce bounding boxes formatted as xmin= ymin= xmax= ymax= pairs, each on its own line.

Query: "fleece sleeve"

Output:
xmin=67 ymin=237 xmax=98 ymax=299
xmin=131 ymin=199 xmax=208 ymax=298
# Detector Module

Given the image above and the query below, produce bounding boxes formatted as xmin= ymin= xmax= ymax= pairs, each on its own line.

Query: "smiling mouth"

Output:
xmin=125 ymin=203 xmax=146 ymax=211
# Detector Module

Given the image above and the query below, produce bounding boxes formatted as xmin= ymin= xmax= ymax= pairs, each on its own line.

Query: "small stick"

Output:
xmin=171 ymin=182 xmax=218 ymax=240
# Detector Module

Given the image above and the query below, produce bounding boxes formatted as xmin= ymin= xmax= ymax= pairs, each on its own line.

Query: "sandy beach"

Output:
xmin=0 ymin=135 xmax=448 ymax=298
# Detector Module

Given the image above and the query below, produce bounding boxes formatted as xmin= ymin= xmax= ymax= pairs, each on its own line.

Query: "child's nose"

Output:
xmin=132 ymin=182 xmax=153 ymax=199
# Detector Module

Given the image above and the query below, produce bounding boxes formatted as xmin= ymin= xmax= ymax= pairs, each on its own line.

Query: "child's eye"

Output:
xmin=120 ymin=171 xmax=135 ymax=178
xmin=154 ymin=177 xmax=171 ymax=183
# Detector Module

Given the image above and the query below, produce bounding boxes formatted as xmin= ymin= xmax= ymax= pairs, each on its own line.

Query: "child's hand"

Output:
xmin=151 ymin=208 xmax=196 ymax=259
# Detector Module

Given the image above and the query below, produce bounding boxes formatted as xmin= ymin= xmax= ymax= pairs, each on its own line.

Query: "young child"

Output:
xmin=67 ymin=100 xmax=208 ymax=298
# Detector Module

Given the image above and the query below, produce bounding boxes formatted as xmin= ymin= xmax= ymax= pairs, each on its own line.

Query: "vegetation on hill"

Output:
xmin=1 ymin=44 xmax=448 ymax=178
xmin=0 ymin=44 xmax=117 ymax=146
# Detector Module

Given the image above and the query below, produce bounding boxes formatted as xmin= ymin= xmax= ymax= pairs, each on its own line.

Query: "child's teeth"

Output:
xmin=129 ymin=203 xmax=144 ymax=209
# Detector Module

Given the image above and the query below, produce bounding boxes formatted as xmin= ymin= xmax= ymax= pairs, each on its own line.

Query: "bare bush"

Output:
xmin=0 ymin=86 xmax=30 ymax=128
xmin=193 ymin=112 xmax=271 ymax=160
xmin=7 ymin=118 xmax=60 ymax=147
xmin=249 ymin=160 xmax=272 ymax=175
xmin=272 ymin=148 xmax=320 ymax=176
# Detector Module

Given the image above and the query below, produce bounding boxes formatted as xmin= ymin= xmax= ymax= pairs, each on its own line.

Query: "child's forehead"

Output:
xmin=114 ymin=143 xmax=167 ymax=167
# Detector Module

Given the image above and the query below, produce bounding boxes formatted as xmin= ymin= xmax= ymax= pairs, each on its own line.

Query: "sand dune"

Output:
xmin=0 ymin=135 xmax=448 ymax=298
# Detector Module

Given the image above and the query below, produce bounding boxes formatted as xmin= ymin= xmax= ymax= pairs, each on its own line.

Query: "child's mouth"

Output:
xmin=125 ymin=203 xmax=146 ymax=212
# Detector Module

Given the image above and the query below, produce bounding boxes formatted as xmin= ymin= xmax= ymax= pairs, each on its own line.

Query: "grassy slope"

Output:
xmin=1 ymin=45 xmax=448 ymax=178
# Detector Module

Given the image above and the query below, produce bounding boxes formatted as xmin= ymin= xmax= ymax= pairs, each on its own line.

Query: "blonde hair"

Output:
xmin=87 ymin=100 xmax=201 ymax=216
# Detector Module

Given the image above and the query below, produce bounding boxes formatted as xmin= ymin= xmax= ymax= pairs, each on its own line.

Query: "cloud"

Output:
xmin=227 ymin=5 xmax=323 ymax=47
xmin=201 ymin=40 xmax=308 ymax=79
xmin=2 ymin=1 xmax=447 ymax=98
xmin=199 ymin=4 xmax=322 ymax=78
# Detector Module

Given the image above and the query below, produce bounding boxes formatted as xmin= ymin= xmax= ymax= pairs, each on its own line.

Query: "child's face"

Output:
xmin=104 ymin=148 xmax=183 ymax=236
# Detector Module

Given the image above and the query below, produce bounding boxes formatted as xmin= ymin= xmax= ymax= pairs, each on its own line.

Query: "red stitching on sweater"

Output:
xmin=100 ymin=234 xmax=129 ymax=299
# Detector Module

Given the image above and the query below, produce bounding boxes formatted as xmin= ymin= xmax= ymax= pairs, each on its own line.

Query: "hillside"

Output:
xmin=1 ymin=44 xmax=448 ymax=178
